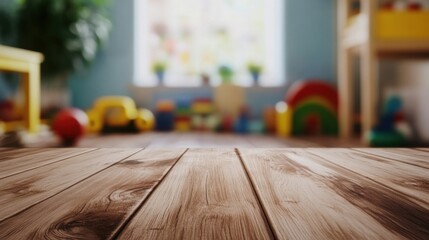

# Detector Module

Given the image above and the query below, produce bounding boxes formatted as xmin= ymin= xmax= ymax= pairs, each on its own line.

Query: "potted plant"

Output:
xmin=152 ymin=61 xmax=167 ymax=84
xmin=2 ymin=0 xmax=112 ymax=111
xmin=247 ymin=63 xmax=263 ymax=85
xmin=218 ymin=65 xmax=234 ymax=84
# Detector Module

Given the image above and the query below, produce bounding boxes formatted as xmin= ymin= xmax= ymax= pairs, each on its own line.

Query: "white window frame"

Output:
xmin=133 ymin=0 xmax=285 ymax=87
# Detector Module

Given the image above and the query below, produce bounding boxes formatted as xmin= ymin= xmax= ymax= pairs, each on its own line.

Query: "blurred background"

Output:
xmin=1 ymin=0 xmax=429 ymax=147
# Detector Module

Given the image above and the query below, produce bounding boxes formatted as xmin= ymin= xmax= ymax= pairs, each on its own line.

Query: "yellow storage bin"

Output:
xmin=376 ymin=10 xmax=429 ymax=40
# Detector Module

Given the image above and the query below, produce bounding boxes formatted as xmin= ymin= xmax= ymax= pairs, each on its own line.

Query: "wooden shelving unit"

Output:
xmin=337 ymin=0 xmax=429 ymax=141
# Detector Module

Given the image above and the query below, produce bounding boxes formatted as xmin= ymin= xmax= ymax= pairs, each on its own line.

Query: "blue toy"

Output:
xmin=156 ymin=112 xmax=174 ymax=131
xmin=369 ymin=96 xmax=412 ymax=147
xmin=234 ymin=106 xmax=250 ymax=134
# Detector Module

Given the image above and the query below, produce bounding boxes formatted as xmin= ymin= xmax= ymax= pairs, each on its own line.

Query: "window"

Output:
xmin=134 ymin=0 xmax=284 ymax=87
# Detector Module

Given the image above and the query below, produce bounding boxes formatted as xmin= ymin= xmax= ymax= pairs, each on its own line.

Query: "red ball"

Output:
xmin=408 ymin=3 xmax=422 ymax=11
xmin=52 ymin=108 xmax=88 ymax=145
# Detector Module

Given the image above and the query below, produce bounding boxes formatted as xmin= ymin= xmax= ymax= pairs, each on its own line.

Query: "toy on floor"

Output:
xmin=52 ymin=108 xmax=88 ymax=146
xmin=248 ymin=120 xmax=265 ymax=134
xmin=214 ymin=83 xmax=245 ymax=121
xmin=86 ymin=96 xmax=154 ymax=133
xmin=0 ymin=99 xmax=16 ymax=122
xmin=263 ymin=106 xmax=276 ymax=133
xmin=191 ymin=98 xmax=218 ymax=131
xmin=156 ymin=100 xmax=175 ymax=131
xmin=135 ymin=109 xmax=155 ymax=132
xmin=0 ymin=131 xmax=23 ymax=147
xmin=175 ymin=99 xmax=192 ymax=132
xmin=286 ymin=80 xmax=338 ymax=136
xmin=275 ymin=101 xmax=292 ymax=137
xmin=234 ymin=106 xmax=250 ymax=134
xmin=368 ymin=96 xmax=412 ymax=147
xmin=220 ymin=114 xmax=234 ymax=132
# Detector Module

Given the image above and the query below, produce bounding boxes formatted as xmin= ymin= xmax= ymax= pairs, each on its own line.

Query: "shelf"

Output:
xmin=342 ymin=11 xmax=429 ymax=53
xmin=337 ymin=1 xmax=429 ymax=142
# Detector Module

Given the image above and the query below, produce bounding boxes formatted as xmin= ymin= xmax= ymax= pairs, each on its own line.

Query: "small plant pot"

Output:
xmin=156 ymin=71 xmax=165 ymax=85
xmin=251 ymin=72 xmax=260 ymax=85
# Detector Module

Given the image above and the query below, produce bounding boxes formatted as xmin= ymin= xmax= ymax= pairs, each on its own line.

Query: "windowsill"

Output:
xmin=129 ymin=82 xmax=288 ymax=116
xmin=130 ymin=83 xmax=286 ymax=90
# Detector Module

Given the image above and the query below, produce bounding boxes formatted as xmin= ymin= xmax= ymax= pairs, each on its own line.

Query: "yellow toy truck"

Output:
xmin=86 ymin=96 xmax=154 ymax=133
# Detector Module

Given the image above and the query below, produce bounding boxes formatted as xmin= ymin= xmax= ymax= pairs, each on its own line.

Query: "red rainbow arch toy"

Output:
xmin=285 ymin=80 xmax=339 ymax=135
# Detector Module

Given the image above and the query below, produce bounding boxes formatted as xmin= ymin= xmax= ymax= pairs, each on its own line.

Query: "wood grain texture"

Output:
xmin=119 ymin=148 xmax=273 ymax=240
xmin=239 ymin=148 xmax=429 ymax=239
xmin=1 ymin=147 xmax=426 ymax=239
xmin=0 ymin=148 xmax=186 ymax=239
xmin=0 ymin=148 xmax=95 ymax=179
xmin=355 ymin=148 xmax=429 ymax=169
xmin=19 ymin=132 xmax=366 ymax=148
xmin=78 ymin=133 xmax=156 ymax=148
xmin=145 ymin=133 xmax=258 ymax=148
xmin=141 ymin=132 xmax=316 ymax=148
xmin=0 ymin=148 xmax=45 ymax=161
xmin=307 ymin=148 xmax=429 ymax=206
xmin=292 ymin=149 xmax=429 ymax=239
xmin=416 ymin=148 xmax=429 ymax=152
xmin=0 ymin=148 xmax=139 ymax=221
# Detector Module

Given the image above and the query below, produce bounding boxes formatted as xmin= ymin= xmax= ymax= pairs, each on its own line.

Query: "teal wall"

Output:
xmin=67 ymin=0 xmax=337 ymax=109
xmin=69 ymin=0 xmax=135 ymax=109
xmin=285 ymin=0 xmax=336 ymax=84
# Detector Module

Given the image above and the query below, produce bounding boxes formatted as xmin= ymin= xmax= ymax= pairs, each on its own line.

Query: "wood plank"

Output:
xmin=145 ymin=132 xmax=183 ymax=148
xmin=78 ymin=133 xmax=156 ymax=148
xmin=0 ymin=148 xmax=139 ymax=222
xmin=0 ymin=148 xmax=95 ymax=179
xmin=239 ymin=148 xmax=429 ymax=239
xmin=0 ymin=148 xmax=11 ymax=152
xmin=70 ymin=132 xmax=347 ymax=148
xmin=118 ymin=149 xmax=273 ymax=240
xmin=197 ymin=133 xmax=255 ymax=147
xmin=0 ymin=148 xmax=46 ymax=161
xmin=246 ymin=135 xmax=303 ymax=147
xmin=416 ymin=148 xmax=429 ymax=152
xmin=308 ymin=148 xmax=429 ymax=206
xmin=355 ymin=148 xmax=429 ymax=169
xmin=0 ymin=148 xmax=186 ymax=239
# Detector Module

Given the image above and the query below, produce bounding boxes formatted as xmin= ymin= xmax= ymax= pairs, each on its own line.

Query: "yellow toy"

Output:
xmin=275 ymin=101 xmax=292 ymax=137
xmin=86 ymin=96 xmax=154 ymax=133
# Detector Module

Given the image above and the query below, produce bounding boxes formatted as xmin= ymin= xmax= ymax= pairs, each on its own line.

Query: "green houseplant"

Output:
xmin=218 ymin=65 xmax=234 ymax=84
xmin=1 ymin=0 xmax=112 ymax=112
xmin=15 ymin=0 xmax=112 ymax=77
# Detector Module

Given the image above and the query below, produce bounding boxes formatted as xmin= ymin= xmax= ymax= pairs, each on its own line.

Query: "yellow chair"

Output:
xmin=0 ymin=45 xmax=43 ymax=134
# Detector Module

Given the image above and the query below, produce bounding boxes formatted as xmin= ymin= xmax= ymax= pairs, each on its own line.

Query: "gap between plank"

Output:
xmin=0 ymin=148 xmax=98 ymax=180
xmin=0 ymin=148 xmax=145 ymax=224
xmin=109 ymin=148 xmax=190 ymax=240
xmin=235 ymin=148 xmax=278 ymax=240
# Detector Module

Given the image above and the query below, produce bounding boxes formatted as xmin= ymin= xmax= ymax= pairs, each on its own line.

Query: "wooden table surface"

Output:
xmin=0 ymin=148 xmax=428 ymax=239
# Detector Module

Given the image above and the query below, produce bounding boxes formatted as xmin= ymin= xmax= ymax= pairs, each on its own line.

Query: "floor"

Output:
xmin=9 ymin=132 xmax=365 ymax=148
xmin=0 ymin=148 xmax=428 ymax=239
